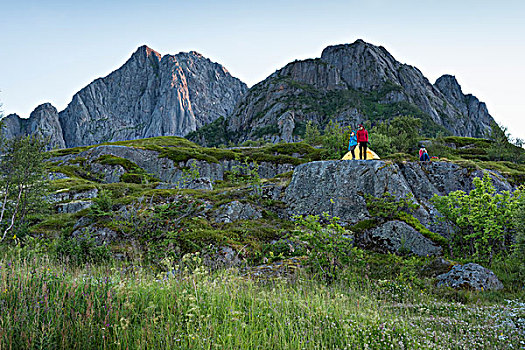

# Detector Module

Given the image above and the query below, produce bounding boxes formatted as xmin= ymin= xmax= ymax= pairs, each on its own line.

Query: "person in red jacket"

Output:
xmin=356 ymin=124 xmax=369 ymax=160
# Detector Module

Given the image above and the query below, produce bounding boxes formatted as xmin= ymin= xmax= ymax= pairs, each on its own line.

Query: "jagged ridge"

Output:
xmin=3 ymin=45 xmax=247 ymax=149
xmin=190 ymin=39 xmax=496 ymax=146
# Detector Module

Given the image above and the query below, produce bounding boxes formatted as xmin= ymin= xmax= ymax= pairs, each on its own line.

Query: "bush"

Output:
xmin=89 ymin=190 xmax=113 ymax=218
xmin=371 ymin=116 xmax=422 ymax=155
xmin=290 ymin=213 xmax=353 ymax=282
xmin=431 ymin=173 xmax=523 ymax=263
xmin=53 ymin=231 xmax=111 ymax=265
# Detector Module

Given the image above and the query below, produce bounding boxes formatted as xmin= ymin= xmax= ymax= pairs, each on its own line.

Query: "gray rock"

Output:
xmin=436 ymin=263 xmax=504 ymax=291
xmin=48 ymin=188 xmax=99 ymax=203
xmin=284 ymin=160 xmax=512 ymax=237
xmin=90 ymin=162 xmax=126 ymax=183
xmin=50 ymin=144 xmax=297 ymax=184
xmin=193 ymin=39 xmax=495 ymax=146
xmin=48 ymin=172 xmax=69 ymax=181
xmin=215 ymin=200 xmax=262 ymax=223
xmin=58 ymin=46 xmax=247 ymax=148
xmin=3 ymin=46 xmax=247 ymax=149
xmin=2 ymin=103 xmax=65 ymax=150
xmin=72 ymin=224 xmax=118 ymax=244
xmin=357 ymin=220 xmax=442 ymax=257
xmin=57 ymin=200 xmax=93 ymax=214
xmin=156 ymin=177 xmax=213 ymax=190
xmin=421 ymin=257 xmax=454 ymax=278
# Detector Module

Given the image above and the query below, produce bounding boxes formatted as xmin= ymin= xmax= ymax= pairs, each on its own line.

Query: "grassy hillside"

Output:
xmin=1 ymin=134 xmax=524 ymax=349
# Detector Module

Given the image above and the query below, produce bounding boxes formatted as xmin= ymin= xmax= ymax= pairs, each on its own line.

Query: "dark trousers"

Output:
xmin=359 ymin=142 xmax=368 ymax=160
xmin=420 ymin=153 xmax=430 ymax=161
xmin=349 ymin=145 xmax=356 ymax=159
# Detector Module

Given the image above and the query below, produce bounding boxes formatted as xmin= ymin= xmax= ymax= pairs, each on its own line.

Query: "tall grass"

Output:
xmin=0 ymin=253 xmax=522 ymax=349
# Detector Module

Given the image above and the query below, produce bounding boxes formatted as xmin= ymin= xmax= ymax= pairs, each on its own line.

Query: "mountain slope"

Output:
xmin=189 ymin=40 xmax=495 ymax=146
xmin=3 ymin=46 xmax=247 ymax=148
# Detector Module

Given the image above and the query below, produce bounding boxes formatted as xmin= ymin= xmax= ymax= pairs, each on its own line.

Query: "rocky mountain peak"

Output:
xmin=133 ymin=45 xmax=162 ymax=61
xmin=435 ymin=75 xmax=464 ymax=104
xmin=192 ymin=39 xmax=497 ymax=146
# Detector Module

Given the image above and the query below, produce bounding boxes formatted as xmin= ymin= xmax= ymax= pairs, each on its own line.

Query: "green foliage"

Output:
xmin=52 ymin=231 xmax=111 ymax=265
xmin=1 ymin=252 xmax=522 ymax=349
xmin=95 ymin=154 xmax=142 ymax=172
xmin=431 ymin=173 xmax=523 ymax=263
xmin=365 ymin=192 xmax=419 ymax=221
xmin=485 ymin=121 xmax=525 ymax=164
xmin=303 ymin=120 xmax=322 ymax=145
xmin=177 ymin=161 xmax=201 ymax=188
xmin=365 ymin=192 xmax=447 ymax=248
xmin=0 ymin=136 xmax=50 ymax=241
xmin=226 ymin=157 xmax=262 ymax=197
xmin=89 ymin=190 xmax=113 ymax=218
xmin=371 ymin=116 xmax=423 ymax=155
xmin=320 ymin=120 xmax=352 ymax=159
xmin=290 ymin=213 xmax=353 ymax=282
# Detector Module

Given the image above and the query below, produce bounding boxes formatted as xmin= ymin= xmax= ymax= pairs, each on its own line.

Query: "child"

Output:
xmin=419 ymin=146 xmax=430 ymax=162
xmin=348 ymin=130 xmax=358 ymax=160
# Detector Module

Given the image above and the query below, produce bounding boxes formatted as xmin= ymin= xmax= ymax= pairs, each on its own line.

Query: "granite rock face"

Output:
xmin=2 ymin=46 xmax=247 ymax=149
xmin=284 ymin=160 xmax=512 ymax=236
xmin=59 ymin=47 xmax=247 ymax=147
xmin=214 ymin=200 xmax=263 ymax=223
xmin=357 ymin=220 xmax=442 ymax=257
xmin=193 ymin=39 xmax=496 ymax=145
xmin=436 ymin=263 xmax=504 ymax=291
xmin=2 ymin=103 xmax=65 ymax=150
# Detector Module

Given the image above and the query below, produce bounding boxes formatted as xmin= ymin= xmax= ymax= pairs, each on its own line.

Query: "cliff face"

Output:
xmin=191 ymin=40 xmax=496 ymax=146
xmin=58 ymin=46 xmax=247 ymax=148
xmin=3 ymin=46 xmax=247 ymax=148
xmin=2 ymin=103 xmax=65 ymax=149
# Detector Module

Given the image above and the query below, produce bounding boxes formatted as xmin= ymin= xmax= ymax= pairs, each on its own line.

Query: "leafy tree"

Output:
xmin=371 ymin=116 xmax=422 ymax=155
xmin=0 ymin=135 xmax=49 ymax=241
xmin=303 ymin=121 xmax=322 ymax=146
xmin=431 ymin=173 xmax=523 ymax=263
xmin=321 ymin=120 xmax=352 ymax=159
xmin=486 ymin=121 xmax=525 ymax=164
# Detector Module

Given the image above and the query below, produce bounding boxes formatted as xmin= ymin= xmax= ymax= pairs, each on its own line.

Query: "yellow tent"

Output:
xmin=342 ymin=148 xmax=380 ymax=160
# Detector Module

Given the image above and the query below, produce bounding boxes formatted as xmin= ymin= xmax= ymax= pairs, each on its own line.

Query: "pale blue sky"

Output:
xmin=1 ymin=0 xmax=524 ymax=139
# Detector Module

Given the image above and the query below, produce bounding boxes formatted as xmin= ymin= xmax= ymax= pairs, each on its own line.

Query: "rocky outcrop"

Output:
xmin=357 ymin=220 xmax=442 ymax=257
xmin=2 ymin=103 xmax=65 ymax=150
xmin=435 ymin=75 xmax=494 ymax=136
xmin=193 ymin=39 xmax=496 ymax=146
xmin=436 ymin=263 xmax=504 ymax=291
xmin=284 ymin=160 xmax=513 ymax=236
xmin=214 ymin=200 xmax=263 ymax=223
xmin=51 ymin=145 xmax=297 ymax=184
xmin=3 ymin=46 xmax=247 ymax=149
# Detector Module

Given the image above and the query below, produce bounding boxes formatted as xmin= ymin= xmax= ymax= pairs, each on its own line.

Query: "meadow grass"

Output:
xmin=0 ymin=251 xmax=523 ymax=350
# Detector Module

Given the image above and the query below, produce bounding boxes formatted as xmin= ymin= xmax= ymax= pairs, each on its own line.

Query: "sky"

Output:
xmin=1 ymin=0 xmax=524 ymax=140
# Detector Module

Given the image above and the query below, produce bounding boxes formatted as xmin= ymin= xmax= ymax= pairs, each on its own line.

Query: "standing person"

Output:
xmin=419 ymin=146 xmax=430 ymax=162
xmin=348 ymin=129 xmax=358 ymax=160
xmin=356 ymin=124 xmax=369 ymax=160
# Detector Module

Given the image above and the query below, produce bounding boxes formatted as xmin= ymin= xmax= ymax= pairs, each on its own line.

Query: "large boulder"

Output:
xmin=356 ymin=220 xmax=442 ymax=257
xmin=284 ymin=160 xmax=512 ymax=237
xmin=436 ymin=263 xmax=504 ymax=291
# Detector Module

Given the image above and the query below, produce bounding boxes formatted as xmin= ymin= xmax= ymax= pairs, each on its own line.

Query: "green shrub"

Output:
xmin=52 ymin=231 xmax=111 ymax=265
xmin=431 ymin=173 xmax=523 ymax=263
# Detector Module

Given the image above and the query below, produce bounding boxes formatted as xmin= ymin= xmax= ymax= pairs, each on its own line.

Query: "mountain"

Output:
xmin=3 ymin=103 xmax=66 ymax=149
xmin=2 ymin=45 xmax=247 ymax=148
xmin=189 ymin=39 xmax=496 ymax=146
